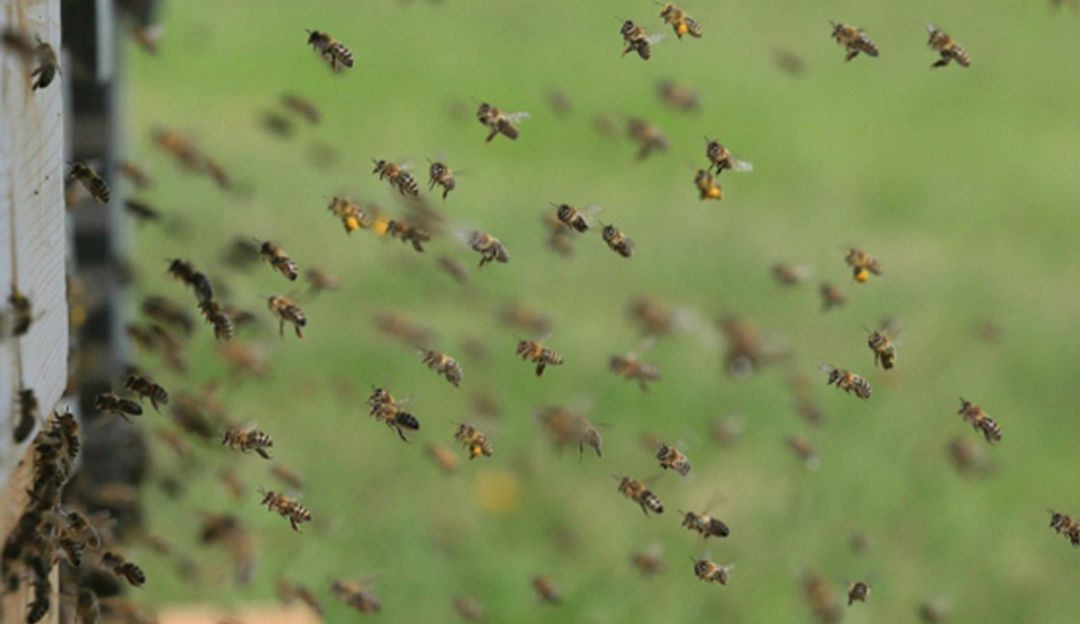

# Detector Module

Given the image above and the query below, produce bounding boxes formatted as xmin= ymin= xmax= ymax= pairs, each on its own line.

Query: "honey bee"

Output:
xmin=630 ymin=543 xmax=664 ymax=576
xmin=786 ymin=435 xmax=821 ymax=470
xmin=516 ymin=340 xmax=564 ymax=377
xmin=374 ymin=311 xmax=435 ymax=347
xmin=306 ymin=29 xmax=354 ymax=72
xmin=536 ymin=405 xmax=579 ymax=453
xmin=681 ymin=508 xmax=730 ymax=539
xmin=276 ymin=579 xmax=325 ymax=617
xmin=124 ymin=373 xmax=169 ymax=411
xmin=531 ymin=575 xmax=561 ymax=605
xmin=75 ymin=588 xmax=102 ymax=624
xmin=656 ymin=442 xmax=691 ymax=476
xmin=373 ymin=159 xmax=420 ymax=196
xmin=616 ymin=475 xmax=664 ymax=515
xmin=627 ymin=296 xmax=677 ymax=336
xmin=368 ymin=387 xmax=421 ymax=442
xmin=466 ymin=230 xmax=509 ymax=267
xmin=694 ymin=169 xmax=723 ymax=201
xmin=656 ymin=78 xmax=700 ymax=112
xmin=1049 ymin=510 xmax=1080 ymax=546
xmin=947 ymin=436 xmax=991 ymax=477
xmin=385 ymin=219 xmax=431 ymax=252
xmin=94 ymin=392 xmax=143 ymax=422
xmin=829 ymin=22 xmax=879 ymax=61
xmin=305 ymin=267 xmax=341 ymax=294
xmin=619 ymin=19 xmax=665 ymax=60
xmin=601 ymin=224 xmax=634 ymax=258
xmin=267 ymin=295 xmax=306 ymax=338
xmin=720 ymin=314 xmax=787 ymax=379
xmin=593 ymin=113 xmax=619 ymax=138
xmin=454 ymin=423 xmax=493 ymax=459
xmin=124 ymin=199 xmax=162 ymax=223
xmin=101 ymin=551 xmax=146 ymax=587
xmin=659 ymin=4 xmax=703 ymax=39
xmin=927 ymin=25 xmax=971 ymax=68
xmin=847 ymin=581 xmax=871 ymax=605
xmin=866 ymin=326 xmax=897 ymax=370
xmin=256 ymin=240 xmax=299 ymax=281
xmin=476 ymin=102 xmax=529 ymax=142
xmin=260 ymin=489 xmax=312 ymax=532
xmin=420 ymin=349 xmax=463 ymax=387
xmin=578 ymin=417 xmax=604 ymax=458
xmin=437 ymin=255 xmax=470 ymax=284
xmin=327 ymin=196 xmax=367 ymax=234
xmin=843 ymin=247 xmax=882 ymax=283
xmin=261 ymin=111 xmax=294 ymax=137
xmin=119 ymin=160 xmax=153 ymax=189
xmin=821 ymin=364 xmax=872 ymax=399
xmin=543 ymin=213 xmax=576 ymax=256
xmin=425 ymin=443 xmax=459 ymax=473
xmin=452 ymin=596 xmax=485 ymax=622
xmin=957 ymin=397 xmax=1002 ymax=443
xmin=218 ymin=340 xmax=269 ymax=379
xmin=554 ymin=203 xmax=601 ymax=233
xmin=772 ymin=263 xmax=810 ymax=286
xmin=499 ymin=303 xmax=551 ymax=335
xmin=14 ymin=387 xmax=39 ymax=443
xmin=626 ymin=117 xmax=669 ymax=159
xmin=31 ymin=36 xmax=59 ymax=90
xmin=692 ymin=556 xmax=733 ymax=585
xmin=281 ymin=93 xmax=321 ymax=123
xmin=802 ymin=570 xmax=843 ymax=623
xmin=705 ymin=139 xmax=754 ymax=175
xmin=167 ymin=258 xmax=214 ymax=303
xmin=819 ymin=282 xmax=846 ymax=311
xmin=427 ymin=160 xmax=457 ymax=200
xmin=67 ymin=161 xmax=111 ymax=204
xmin=918 ymin=598 xmax=952 ymax=624
xmin=774 ymin=49 xmax=807 ymax=76
xmin=331 ymin=579 xmax=381 ymax=614
xmin=199 ymin=299 xmax=235 ymax=341
xmin=849 ymin=531 xmax=869 ymax=555
xmin=222 ymin=425 xmax=274 ymax=459
xmin=709 ymin=414 xmax=744 ymax=446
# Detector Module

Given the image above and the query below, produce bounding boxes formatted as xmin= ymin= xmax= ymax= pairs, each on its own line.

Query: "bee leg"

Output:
xmin=484 ymin=128 xmax=498 ymax=143
xmin=290 ymin=518 xmax=300 ymax=532
xmin=442 ymin=189 xmax=449 ymax=201
xmin=639 ymin=503 xmax=650 ymax=516
xmin=256 ymin=449 xmax=271 ymax=460
xmin=278 ymin=319 xmax=285 ymax=337
xmin=294 ymin=325 xmax=304 ymax=339
xmin=393 ymin=425 xmax=408 ymax=443
xmin=845 ymin=49 xmax=858 ymax=62
xmin=535 ymin=363 xmax=546 ymax=377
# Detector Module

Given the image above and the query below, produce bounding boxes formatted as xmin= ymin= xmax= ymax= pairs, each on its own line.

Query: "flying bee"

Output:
xmin=656 ymin=442 xmax=691 ymax=476
xmin=14 ymin=387 xmax=39 ymax=443
xmin=829 ymin=22 xmax=879 ymax=61
xmin=555 ymin=203 xmax=601 ymax=233
xmin=705 ymin=139 xmax=754 ymax=175
xmin=957 ymin=397 xmax=1002 ymax=443
xmin=124 ymin=199 xmax=161 ymax=223
xmin=75 ymin=588 xmax=101 ymax=624
xmin=454 ymin=423 xmax=493 ymax=459
xmin=681 ymin=508 xmax=730 ymax=539
xmin=927 ymin=25 xmax=971 ymax=68
xmin=385 ymin=219 xmax=430 ymax=252
xmin=452 ymin=596 xmax=485 ymax=622
xmin=425 ymin=443 xmax=459 ymax=473
xmin=256 ymin=240 xmax=299 ymax=281
xmin=331 ymin=579 xmax=382 ymax=614
xmin=516 ymin=340 xmax=563 ymax=377
xmin=531 ymin=575 xmax=561 ymax=605
xmin=124 ymin=373 xmax=168 ymax=411
xmin=427 ymin=160 xmax=457 ymax=200
xmin=819 ymin=282 xmax=846 ymax=311
xmin=630 ymin=543 xmax=664 ymax=576
xmin=374 ymin=311 xmax=435 ymax=347
xmin=543 ymin=213 xmax=576 ymax=256
xmin=709 ymin=414 xmax=744 ymax=446
xmin=305 ymin=267 xmax=341 ymax=294
xmin=947 ymin=436 xmax=991 ymax=477
xmin=820 ymin=364 xmax=871 ymax=399
xmin=267 ymin=295 xmax=306 ymax=338
xmin=866 ymin=325 xmax=897 ymax=370
xmin=616 ymin=475 xmax=664 ymax=515
xmin=94 ymin=392 xmax=143 ymax=422
xmin=627 ymin=117 xmax=669 ymax=159
xmin=437 ymin=255 xmax=470 ymax=284
xmin=119 ymin=161 xmax=152 ymax=189
xmin=30 ymin=35 xmax=59 ymax=90
xmin=101 ymin=552 xmax=146 ymax=587
xmin=499 ymin=303 xmax=552 ymax=335
xmin=656 ymin=79 xmax=700 ymax=112
xmin=281 ymin=93 xmax=321 ymax=123
xmin=260 ymin=489 xmax=311 ymax=532
xmin=772 ymin=263 xmax=810 ymax=286
xmin=692 ymin=557 xmax=733 ymax=585
xmin=199 ymin=299 xmax=235 ymax=341
xmin=306 ymin=29 xmax=354 ymax=72
xmin=420 ymin=349 xmax=463 ymax=387
xmin=619 ymin=19 xmax=665 ymax=60
xmin=166 ymin=258 xmax=213 ymax=303
xmin=659 ymin=4 xmax=703 ymax=39
xmin=627 ymin=296 xmax=677 ymax=336
xmin=536 ymin=405 xmax=580 ymax=453
xmin=601 ymin=224 xmax=634 ymax=258
xmin=609 ymin=347 xmax=662 ymax=391
xmin=802 ymin=570 xmax=843 ymax=623
xmin=476 ymin=102 xmax=529 ymax=142
xmin=843 ymin=247 xmax=882 ymax=282
xmin=222 ymin=425 xmax=274 ymax=459
xmin=276 ymin=579 xmax=325 ymax=618
xmin=579 ymin=417 xmax=604 ymax=458
xmin=786 ymin=435 xmax=821 ymax=470
xmin=326 ymin=196 xmax=367 ymax=234
xmin=1049 ymin=510 xmax=1080 ymax=546
xmin=67 ymin=161 xmax=111 ymax=204
xmin=372 ymin=159 xmax=420 ymax=196
xmin=694 ymin=169 xmax=723 ymax=200
xmin=368 ymin=387 xmax=420 ymax=442
xmin=465 ymin=230 xmax=509 ymax=267
xmin=848 ymin=581 xmax=871 ymax=605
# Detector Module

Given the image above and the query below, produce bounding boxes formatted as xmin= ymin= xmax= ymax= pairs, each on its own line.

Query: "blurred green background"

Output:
xmin=122 ymin=0 xmax=1080 ymax=622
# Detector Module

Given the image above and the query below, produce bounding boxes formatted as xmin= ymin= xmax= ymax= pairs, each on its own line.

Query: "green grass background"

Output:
xmin=123 ymin=0 xmax=1080 ymax=621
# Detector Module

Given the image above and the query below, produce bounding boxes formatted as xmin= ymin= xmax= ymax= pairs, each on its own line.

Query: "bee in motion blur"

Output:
xmin=256 ymin=240 xmax=299 ymax=281
xmin=705 ymin=139 xmax=754 ymax=175
xmin=772 ymin=263 xmax=810 ymax=286
xmin=848 ymin=581 xmax=871 ymax=605
xmin=7 ymin=286 xmax=37 ymax=337
xmin=802 ymin=570 xmax=843 ymax=623
xmin=555 ymin=203 xmax=602 ymax=233
xmin=3 ymin=30 xmax=60 ymax=90
xmin=427 ymin=160 xmax=457 ymax=200
xmin=627 ymin=117 xmax=669 ymax=159
xmin=957 ymin=397 xmax=1002 ymax=443
xmin=452 ymin=596 xmax=485 ymax=622
xmin=167 ymin=258 xmax=213 ymax=303
xmin=543 ymin=212 xmax=575 ymax=256
xmin=619 ymin=19 xmax=664 ymax=60
xmin=372 ymin=159 xmax=420 ymax=196
xmin=476 ymin=102 xmax=529 ymax=143
xmin=843 ymin=247 xmax=882 ymax=283
xmin=821 ymin=364 xmax=872 ymax=399
xmin=420 ymin=349 xmax=463 ymax=387
xmin=927 ymin=24 xmax=970 ymax=68
xmin=282 ymin=93 xmax=321 ymax=124
xmin=95 ymin=392 xmax=143 ymax=422
xmin=67 ymin=161 xmax=111 ymax=204
xmin=465 ymin=230 xmax=509 ymax=267
xmin=516 ymin=340 xmax=564 ymax=377
xmin=630 ymin=543 xmax=664 ymax=576
xmin=332 ymin=579 xmax=381 ymax=614
xmin=819 ymin=282 xmax=846 ymax=311
xmin=659 ymin=4 xmax=702 ymax=39
xmin=306 ymin=29 xmax=354 ymax=72
xmin=199 ymin=299 xmax=235 ymax=341
xmin=694 ymin=169 xmax=723 ymax=201
xmin=829 ymin=21 xmax=879 ymax=62
xmin=267 ymin=295 xmax=306 ymax=338
xmin=260 ymin=489 xmax=312 ymax=532
xmin=14 ymin=387 xmax=38 ymax=443
xmin=305 ymin=267 xmax=341 ymax=294
xmin=529 ymin=575 xmax=562 ymax=605
xmin=786 ymin=434 xmax=822 ymax=471
xmin=656 ymin=442 xmax=691 ymax=476
xmin=627 ymin=295 xmax=678 ymax=336
xmin=616 ymin=475 xmax=664 ymax=516
xmin=454 ymin=423 xmax=493 ymax=460
xmin=657 ymin=79 xmax=700 ymax=112
xmin=426 ymin=443 xmax=459 ymax=473
xmin=866 ymin=325 xmax=897 ymax=370
xmin=681 ymin=507 xmax=730 ymax=539
xmin=384 ymin=219 xmax=430 ymax=252
xmin=222 ymin=425 xmax=274 ymax=459
xmin=601 ymin=223 xmax=634 ymax=258
xmin=692 ymin=556 xmax=733 ymax=585
xmin=124 ymin=373 xmax=168 ymax=412
xmin=1049 ymin=510 xmax=1080 ymax=547
xmin=101 ymin=552 xmax=146 ymax=587
xmin=327 ymin=196 xmax=367 ymax=234
xmin=368 ymin=387 xmax=420 ymax=442
xmin=610 ymin=350 xmax=662 ymax=391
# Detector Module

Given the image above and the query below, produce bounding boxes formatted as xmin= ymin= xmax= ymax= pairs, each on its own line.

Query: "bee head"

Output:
xmin=476 ymin=102 xmax=492 ymax=117
xmin=620 ymin=20 xmax=636 ymax=36
xmin=372 ymin=159 xmax=387 ymax=173
xmin=556 ymin=204 xmax=574 ymax=221
xmin=306 ymin=29 xmax=322 ymax=44
xmin=601 ymin=224 xmax=617 ymax=241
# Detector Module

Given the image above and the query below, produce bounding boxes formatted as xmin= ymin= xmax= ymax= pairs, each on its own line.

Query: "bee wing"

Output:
xmin=505 ymin=111 xmax=531 ymax=124
xmin=646 ymin=34 xmax=667 ymax=45
xmin=731 ymin=158 xmax=754 ymax=172
xmin=398 ymin=160 xmax=415 ymax=171
xmin=632 ymin=335 xmax=657 ymax=356
xmin=818 ymin=362 xmax=837 ymax=374
xmin=582 ymin=205 xmax=604 ymax=218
